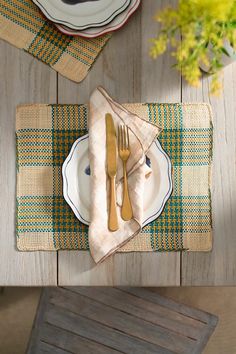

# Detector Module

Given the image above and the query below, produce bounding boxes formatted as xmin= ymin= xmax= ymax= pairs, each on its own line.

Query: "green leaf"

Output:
xmin=228 ymin=21 xmax=236 ymax=29
xmin=220 ymin=47 xmax=230 ymax=57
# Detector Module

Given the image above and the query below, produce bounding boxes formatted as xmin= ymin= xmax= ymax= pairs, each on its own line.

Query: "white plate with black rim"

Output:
xmin=32 ymin=0 xmax=131 ymax=30
xmin=62 ymin=134 xmax=173 ymax=227
xmin=55 ymin=0 xmax=140 ymax=38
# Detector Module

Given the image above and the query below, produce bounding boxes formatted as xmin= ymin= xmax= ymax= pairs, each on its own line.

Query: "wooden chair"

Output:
xmin=27 ymin=287 xmax=218 ymax=354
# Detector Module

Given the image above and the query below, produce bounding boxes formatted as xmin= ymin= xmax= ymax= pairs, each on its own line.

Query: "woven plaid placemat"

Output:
xmin=16 ymin=102 xmax=213 ymax=252
xmin=0 ymin=0 xmax=110 ymax=82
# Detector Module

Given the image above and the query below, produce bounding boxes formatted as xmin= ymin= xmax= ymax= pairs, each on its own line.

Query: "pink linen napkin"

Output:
xmin=88 ymin=87 xmax=162 ymax=263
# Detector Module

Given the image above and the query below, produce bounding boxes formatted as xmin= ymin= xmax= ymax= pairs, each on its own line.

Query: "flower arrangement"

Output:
xmin=150 ymin=0 xmax=236 ymax=94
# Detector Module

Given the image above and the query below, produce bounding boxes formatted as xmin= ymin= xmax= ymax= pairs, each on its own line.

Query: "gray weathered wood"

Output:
xmin=36 ymin=341 xmax=70 ymax=354
xmin=27 ymin=287 xmax=218 ymax=354
xmin=0 ymin=41 xmax=57 ymax=285
xmin=58 ymin=0 xmax=181 ymax=287
xmin=120 ymin=287 xmax=217 ymax=324
xmin=48 ymin=288 xmax=195 ymax=353
xmin=181 ymin=63 xmax=236 ymax=285
xmin=1 ymin=0 xmax=235 ymax=286
xmin=45 ymin=305 xmax=174 ymax=354
xmin=58 ymin=251 xmax=180 ymax=286
xmin=67 ymin=286 xmax=206 ymax=340
xmin=40 ymin=323 xmax=121 ymax=354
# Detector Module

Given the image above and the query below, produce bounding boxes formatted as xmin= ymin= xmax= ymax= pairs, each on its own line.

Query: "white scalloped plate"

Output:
xmin=62 ymin=134 xmax=172 ymax=227
xmin=32 ymin=0 xmax=131 ymax=30
xmin=55 ymin=0 xmax=140 ymax=38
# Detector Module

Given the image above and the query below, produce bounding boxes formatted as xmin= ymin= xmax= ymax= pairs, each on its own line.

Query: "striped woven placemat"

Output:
xmin=0 ymin=0 xmax=110 ymax=82
xmin=16 ymin=102 xmax=213 ymax=252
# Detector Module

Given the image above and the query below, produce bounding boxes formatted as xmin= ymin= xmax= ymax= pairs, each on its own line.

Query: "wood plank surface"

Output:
xmin=35 ymin=342 xmax=70 ymax=354
xmin=67 ymin=287 xmax=206 ymax=339
xmin=181 ymin=63 xmax=236 ymax=285
xmin=48 ymin=289 xmax=196 ymax=353
xmin=58 ymin=0 xmax=181 ymax=286
xmin=1 ymin=0 xmax=235 ymax=285
xmin=0 ymin=41 xmax=57 ymax=285
xmin=27 ymin=287 xmax=218 ymax=354
xmin=40 ymin=323 xmax=121 ymax=354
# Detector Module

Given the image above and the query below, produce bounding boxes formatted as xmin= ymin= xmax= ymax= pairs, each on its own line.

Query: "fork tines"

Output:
xmin=118 ymin=125 xmax=130 ymax=152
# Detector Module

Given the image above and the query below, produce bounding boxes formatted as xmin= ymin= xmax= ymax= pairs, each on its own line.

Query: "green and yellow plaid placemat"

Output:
xmin=16 ymin=102 xmax=213 ymax=252
xmin=0 ymin=0 xmax=110 ymax=82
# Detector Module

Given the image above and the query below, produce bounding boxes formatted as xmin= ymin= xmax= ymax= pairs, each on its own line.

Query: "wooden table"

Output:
xmin=0 ymin=0 xmax=236 ymax=286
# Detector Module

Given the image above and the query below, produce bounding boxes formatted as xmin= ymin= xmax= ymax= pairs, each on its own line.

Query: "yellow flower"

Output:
xmin=150 ymin=0 xmax=236 ymax=95
xmin=149 ymin=35 xmax=168 ymax=59
xmin=210 ymin=76 xmax=222 ymax=96
xmin=182 ymin=63 xmax=201 ymax=87
xmin=193 ymin=0 xmax=234 ymax=21
xmin=209 ymin=33 xmax=223 ymax=48
xmin=200 ymin=53 xmax=210 ymax=67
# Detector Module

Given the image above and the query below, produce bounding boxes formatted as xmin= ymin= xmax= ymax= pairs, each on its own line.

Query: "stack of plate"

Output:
xmin=32 ymin=0 xmax=141 ymax=38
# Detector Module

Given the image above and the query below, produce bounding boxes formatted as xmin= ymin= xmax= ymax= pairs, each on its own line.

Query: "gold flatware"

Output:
xmin=118 ymin=125 xmax=133 ymax=221
xmin=106 ymin=113 xmax=118 ymax=232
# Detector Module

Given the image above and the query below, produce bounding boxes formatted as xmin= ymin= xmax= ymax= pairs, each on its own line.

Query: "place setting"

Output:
xmin=16 ymin=86 xmax=213 ymax=263
xmin=62 ymin=109 xmax=172 ymax=232
xmin=0 ymin=0 xmax=140 ymax=83
xmin=62 ymin=87 xmax=172 ymax=262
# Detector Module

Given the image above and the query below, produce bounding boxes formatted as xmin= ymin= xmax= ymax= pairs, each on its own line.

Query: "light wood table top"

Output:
xmin=0 ymin=0 xmax=236 ymax=286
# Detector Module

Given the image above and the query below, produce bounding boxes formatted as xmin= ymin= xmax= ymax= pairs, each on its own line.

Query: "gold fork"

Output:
xmin=118 ymin=125 xmax=133 ymax=221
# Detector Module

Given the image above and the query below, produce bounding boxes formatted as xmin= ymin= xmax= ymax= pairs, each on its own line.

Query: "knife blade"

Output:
xmin=105 ymin=113 xmax=118 ymax=232
xmin=106 ymin=113 xmax=117 ymax=177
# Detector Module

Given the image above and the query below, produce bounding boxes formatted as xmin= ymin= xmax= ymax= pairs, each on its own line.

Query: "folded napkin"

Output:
xmin=0 ymin=0 xmax=110 ymax=82
xmin=89 ymin=88 xmax=162 ymax=263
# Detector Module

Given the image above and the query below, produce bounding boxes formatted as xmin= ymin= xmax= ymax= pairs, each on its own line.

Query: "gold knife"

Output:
xmin=106 ymin=113 xmax=118 ymax=232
